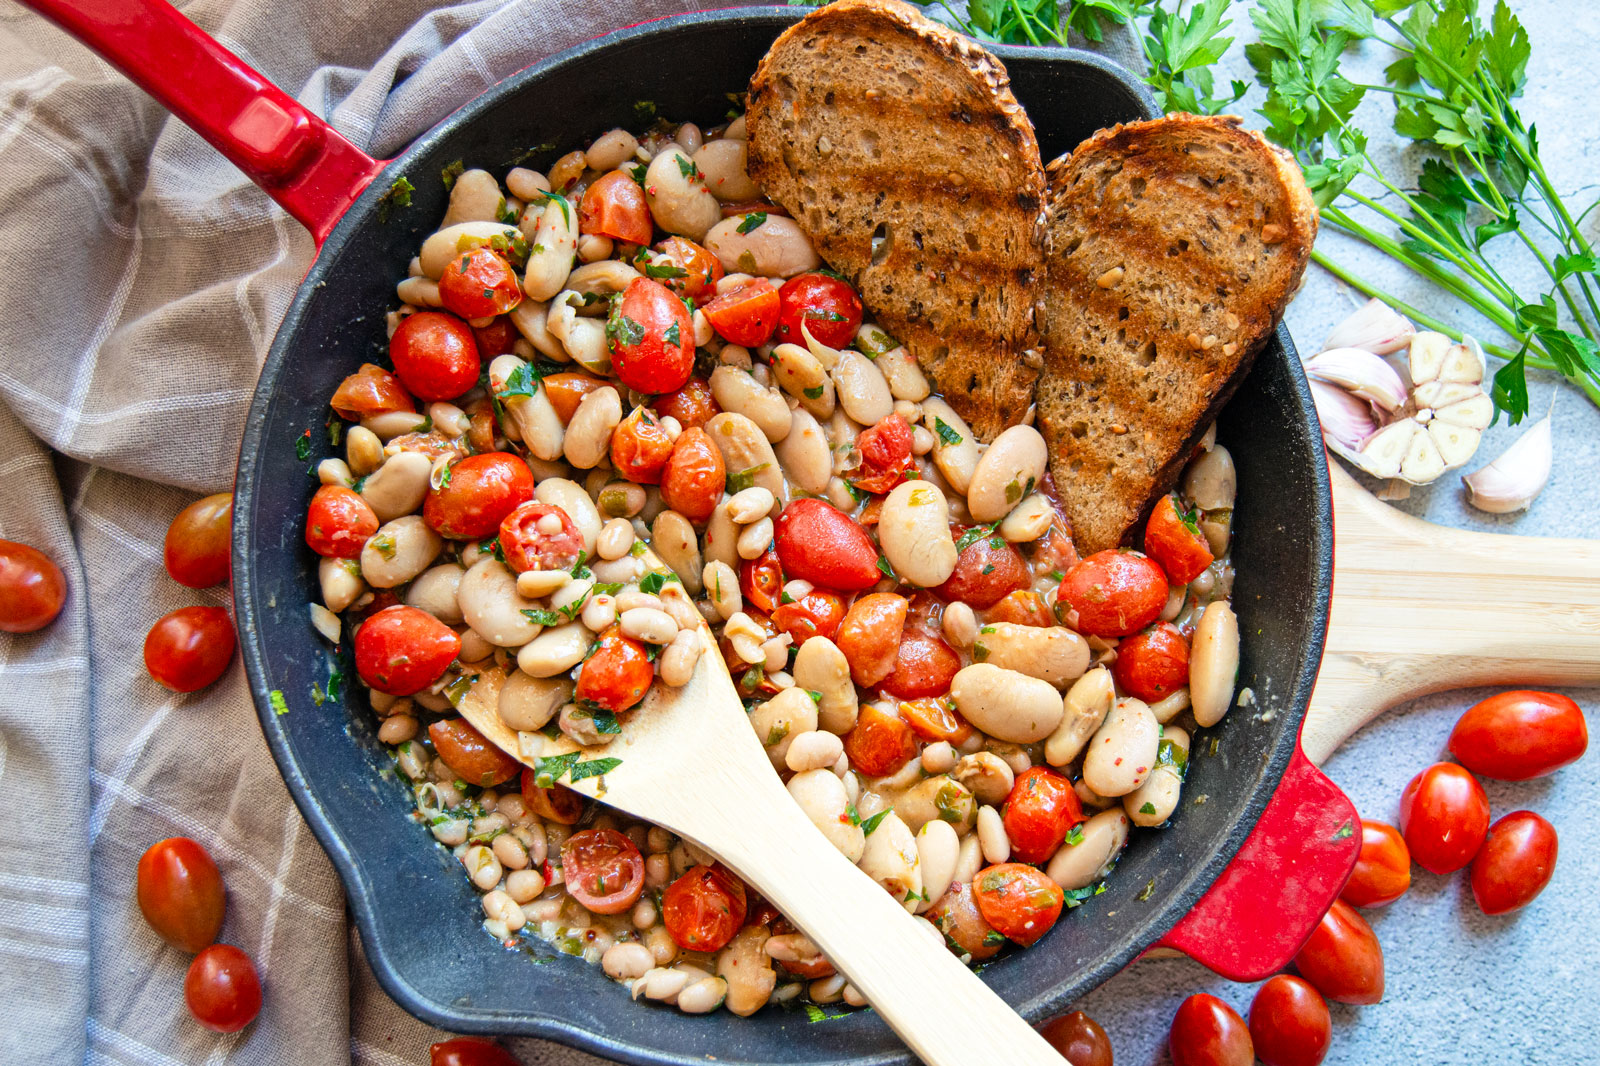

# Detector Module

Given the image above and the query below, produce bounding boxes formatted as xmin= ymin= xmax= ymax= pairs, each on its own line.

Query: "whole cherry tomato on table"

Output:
xmin=1037 ymin=1010 xmax=1112 ymax=1066
xmin=184 ymin=944 xmax=262 ymax=1033
xmin=1448 ymin=690 xmax=1588 ymax=780
xmin=971 ymin=863 xmax=1064 ymax=946
xmin=608 ymin=277 xmax=694 ymax=395
xmin=145 ymin=606 xmax=236 ymax=692
xmin=579 ymin=170 xmax=653 ymax=246
xmin=1169 ymin=993 xmax=1253 ymax=1066
xmin=330 ymin=363 xmax=413 ymax=420
xmin=164 ymin=493 xmax=233 ymax=589
xmin=438 ymin=248 xmax=522 ymax=320
xmin=771 ymin=588 xmax=846 ymax=646
xmin=1002 ymin=767 xmax=1086 ymax=864
xmin=562 ymin=828 xmax=646 ymax=915
xmin=834 ymin=592 xmax=909 ymax=688
xmin=936 ymin=528 xmax=1030 ymax=609
xmin=651 ymin=236 xmax=723 ymax=302
xmin=390 ymin=310 xmax=482 ymax=401
xmin=773 ymin=498 xmax=882 ymax=591
xmin=651 ymin=375 xmax=720 ymax=430
xmin=0 ymin=540 xmax=67 ymax=633
xmin=842 ymin=703 xmax=920 ymax=777
xmin=354 ymin=605 xmax=460 ymax=695
xmin=701 ymin=277 xmax=780 ymax=347
xmin=430 ymin=717 xmax=521 ymax=788
xmin=136 ymin=837 xmax=225 ymax=953
xmin=1249 ymin=974 xmax=1331 ymax=1066
xmin=610 ymin=406 xmax=676 ymax=484
xmin=1293 ymin=897 xmax=1384 ymax=1004
xmin=1341 ymin=819 xmax=1410 ymax=908
xmin=1143 ymin=493 xmax=1215 ymax=585
xmin=424 ymin=452 xmax=535 ymax=540
xmin=775 ymin=272 xmax=863 ymax=349
xmin=498 ymin=501 xmax=585 ymax=573
xmin=1471 ymin=810 xmax=1558 ymax=915
xmin=662 ymin=864 xmax=747 ymax=952
xmin=430 ymin=1038 xmax=521 ymax=1066
xmin=878 ymin=627 xmax=961 ymax=699
xmin=1113 ymin=623 xmax=1190 ymax=701
xmin=576 ymin=625 xmax=654 ymax=713
xmin=305 ymin=485 xmax=378 ymax=558
xmin=1057 ymin=550 xmax=1168 ymax=638
xmin=1398 ymin=762 xmax=1490 ymax=873
xmin=659 ymin=427 xmax=725 ymax=523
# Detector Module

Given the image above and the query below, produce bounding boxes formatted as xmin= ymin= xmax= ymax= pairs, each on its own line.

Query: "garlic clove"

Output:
xmin=1305 ymin=348 xmax=1409 ymax=412
xmin=1427 ymin=419 xmax=1481 ymax=469
xmin=1399 ymin=424 xmax=1446 ymax=483
xmin=1407 ymin=331 xmax=1452 ymax=387
xmin=1432 ymin=392 xmax=1494 ymax=431
xmin=1309 ymin=378 xmax=1379 ymax=450
xmin=1322 ymin=298 xmax=1416 ymax=355
xmin=1462 ymin=414 xmax=1553 ymax=514
xmin=1414 ymin=380 xmax=1483 ymax=411
xmin=1350 ymin=419 xmax=1417 ymax=479
xmin=1438 ymin=339 xmax=1486 ymax=385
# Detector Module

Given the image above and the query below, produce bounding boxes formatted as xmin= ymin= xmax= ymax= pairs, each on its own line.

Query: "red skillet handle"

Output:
xmin=22 ymin=0 xmax=385 ymax=244
xmin=1152 ymin=746 xmax=1360 ymax=980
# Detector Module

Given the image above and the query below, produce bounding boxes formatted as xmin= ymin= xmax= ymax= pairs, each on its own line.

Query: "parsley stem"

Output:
xmin=1009 ymin=0 xmax=1044 ymax=45
xmin=1342 ymin=187 xmax=1516 ymax=306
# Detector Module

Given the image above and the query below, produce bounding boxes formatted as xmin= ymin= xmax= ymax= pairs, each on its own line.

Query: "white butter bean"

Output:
xmin=564 ymin=386 xmax=622 ymax=470
xmin=645 ymin=148 xmax=720 ymax=241
xmin=1190 ymin=602 xmax=1239 ymax=727
xmin=1082 ymin=698 xmax=1161 ymax=797
xmin=1046 ymin=666 xmax=1115 ymax=767
xmin=726 ymin=486 xmax=776 ymax=524
xmin=517 ymin=622 xmax=595 ymax=678
xmin=658 ymin=629 xmax=702 ymax=687
xmin=977 ymin=805 xmax=1010 ymax=865
xmin=735 ymin=517 xmax=773 ymax=560
xmin=603 ymin=941 xmax=655 ymax=981
xmin=405 ymin=564 xmax=464 ymax=624
xmin=772 ymin=343 xmax=835 ymax=419
xmin=1046 ymin=809 xmax=1131 ymax=890
xmin=1126 ymin=726 xmax=1189 ymax=826
xmin=621 ymin=607 xmax=677 ymax=645
xmin=706 ymin=412 xmax=786 ymax=504
xmin=874 ymin=345 xmax=931 ymax=402
xmin=319 ymin=557 xmax=365 ymax=613
xmin=941 ymin=601 xmax=978 ymax=649
xmin=711 ymin=366 xmax=791 ymax=443
xmin=535 ymin=478 xmax=602 ymax=559
xmin=914 ymin=820 xmax=959 ymax=915
xmin=878 ymin=481 xmax=958 ymax=588
xmin=749 ymin=687 xmax=817 ymax=770
xmin=952 ymin=751 xmax=1014 ymax=806
xmin=1184 ymin=444 xmax=1237 ymax=511
xmin=704 ymin=214 xmax=821 ymax=278
xmin=498 ymin=672 xmax=573 ymax=732
xmin=360 ymin=516 xmax=442 ymax=588
xmin=693 ymin=138 xmax=760 ymax=201
xmin=505 ymin=168 xmax=549 ymax=202
xmin=457 ymin=558 xmax=542 ymax=646
xmin=596 ymin=517 xmax=636 ymax=561
xmin=523 ymin=194 xmax=578 ymax=301
xmin=787 ymin=769 xmax=864 ymax=863
xmin=792 ymin=637 xmax=857 ymax=734
xmin=345 ymin=425 xmax=384 ymax=475
xmin=516 ymin=569 xmax=569 ymax=598
xmin=441 ymin=169 xmax=503 ymax=226
xmin=786 ymin=729 xmax=844 ymax=773
xmin=999 ymin=493 xmax=1054 ymax=543
xmin=967 ymin=425 xmax=1048 ymax=523
xmin=857 ymin=811 xmax=922 ymax=912
xmin=920 ymin=398 xmax=980 ymax=495
xmin=831 ymin=349 xmax=894 ymax=425
xmin=972 ymin=623 xmax=1088 ymax=689
xmin=949 ymin=664 xmax=1064 ymax=743
xmin=420 ymin=221 xmax=522 ymax=279
xmin=775 ymin=409 xmax=832 ymax=495
xmin=650 ymin=510 xmax=702 ymax=594
xmin=702 ymin=560 xmax=742 ymax=619
xmin=359 ymin=451 xmax=431 ymax=522
xmin=586 ymin=130 xmax=640 ymax=172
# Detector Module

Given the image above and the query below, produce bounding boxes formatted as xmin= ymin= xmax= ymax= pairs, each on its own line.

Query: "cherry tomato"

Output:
xmin=0 ymin=540 xmax=67 ymax=633
xmin=1038 ymin=1011 xmax=1113 ymax=1066
xmin=1113 ymin=623 xmax=1190 ymax=701
xmin=835 ymin=592 xmax=909 ymax=687
xmin=773 ymin=498 xmax=882 ymax=592
xmin=580 ymin=170 xmax=654 ymax=245
xmin=652 ymin=375 xmax=720 ymax=430
xmin=662 ymin=864 xmax=748 ymax=952
xmin=652 ymin=236 xmax=723 ymax=302
xmin=937 ymin=528 xmax=1030 ymax=610
xmin=470 ymin=316 xmax=519 ymax=358
xmin=660 ymin=427 xmax=725 ymax=523
xmin=163 ymin=493 xmax=233 ymax=589
xmin=521 ymin=770 xmax=584 ymax=824
xmin=879 ymin=628 xmax=961 ymax=699
xmin=986 ymin=589 xmax=1055 ymax=628
xmin=305 ymin=485 xmax=378 ymax=558
xmin=184 ymin=944 xmax=262 ymax=1033
xmin=1143 ymin=494 xmax=1215 ymax=585
xmin=1471 ymin=810 xmax=1558 ymax=915
xmin=438 ymin=248 xmax=522 ymax=321
xmin=701 ymin=278 xmax=780 ymax=347
xmin=145 ymin=606 xmax=235 ymax=692
xmin=1247 ymin=975 xmax=1330 ymax=1066
xmin=898 ymin=696 xmax=974 ymax=745
xmin=775 ymin=272 xmax=863 ymax=349
xmin=430 ymin=717 xmax=521 ymax=788
xmin=610 ymin=406 xmax=675 ymax=484
xmin=498 ymin=501 xmax=585 ymax=573
xmin=850 ymin=415 xmax=914 ymax=494
xmin=740 ymin=548 xmax=786 ymax=616
xmin=390 ymin=311 xmax=481 ymax=403
xmin=540 ymin=372 xmax=608 ymax=423
xmin=330 ymin=362 xmax=414 ymax=420
xmin=1341 ymin=820 xmax=1411 ymax=908
xmin=429 ymin=1038 xmax=521 ymax=1066
xmin=354 ymin=605 xmax=460 ymax=695
xmin=424 ymin=452 xmax=535 ymax=540
xmin=576 ymin=625 xmax=654 ymax=713
xmin=1448 ymin=690 xmax=1588 ymax=781
xmin=562 ymin=828 xmax=647 ymax=915
xmin=1293 ymin=898 xmax=1384 ymax=1004
xmin=1398 ymin=762 xmax=1490 ymax=874
xmin=972 ymin=863 xmax=1063 ymax=946
xmin=1169 ymin=993 xmax=1253 ymax=1066
xmin=1058 ymin=550 xmax=1168 ymax=637
xmin=1002 ymin=767 xmax=1086 ymax=864
xmin=843 ymin=702 xmax=920 ymax=777
xmin=609 ymin=277 xmax=694 ymax=395
xmin=772 ymin=589 xmax=846 ymax=646
xmin=136 ymin=837 xmax=225 ymax=953
xmin=926 ymin=881 xmax=1003 ymax=961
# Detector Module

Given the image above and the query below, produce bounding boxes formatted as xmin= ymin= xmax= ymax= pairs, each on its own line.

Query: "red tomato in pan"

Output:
xmin=579 ymin=170 xmax=653 ymax=245
xmin=739 ymin=548 xmax=785 ymax=616
xmin=843 ymin=703 xmax=920 ymax=778
xmin=540 ymin=372 xmax=607 ymax=423
xmin=652 ymin=375 xmax=720 ymax=430
xmin=986 ymin=589 xmax=1055 ymax=628
xmin=775 ymin=272 xmax=863 ymax=349
xmin=925 ymin=880 xmax=1003 ymax=961
xmin=430 ymin=1039 xmax=521 ymax=1066
xmin=898 ymin=696 xmax=974 ymax=746
xmin=389 ymin=312 xmax=480 ymax=401
xmin=1113 ymin=624 xmax=1190 ymax=701
xmin=610 ymin=406 xmax=676 ymax=484
xmin=835 ymin=592 xmax=909 ymax=688
xmin=0 ymin=540 xmax=67 ymax=634
xmin=1398 ymin=762 xmax=1490 ymax=874
xmin=1169 ymin=993 xmax=1253 ymax=1066
xmin=701 ymin=278 xmax=780 ymax=347
xmin=520 ymin=771 xmax=584 ymax=825
xmin=972 ymin=863 xmax=1063 ymax=946
xmin=662 ymin=864 xmax=747 ymax=953
xmin=1341 ymin=820 xmax=1411 ymax=908
xmin=878 ymin=628 xmax=961 ymax=699
xmin=771 ymin=589 xmax=846 ymax=646
xmin=354 ymin=605 xmax=460 ymax=695
xmin=1293 ymin=898 xmax=1384 ymax=1005
xmin=1249 ymin=975 xmax=1331 ymax=1066
xmin=1471 ymin=810 xmax=1558 ymax=915
xmin=937 ymin=528 xmax=1030 ymax=610
xmin=576 ymin=625 xmax=654 ymax=713
xmin=470 ymin=316 xmax=519 ymax=358
xmin=609 ymin=277 xmax=694 ymax=395
xmin=424 ymin=452 xmax=535 ymax=540
xmin=1001 ymin=767 xmax=1086 ymax=864
xmin=305 ymin=485 xmax=378 ymax=558
xmin=330 ymin=362 xmax=414 ymax=420
xmin=164 ymin=493 xmax=233 ymax=589
xmin=1143 ymin=493 xmax=1215 ymax=585
xmin=850 ymin=415 xmax=914 ymax=494
xmin=562 ymin=829 xmax=646 ymax=915
xmin=438 ymin=249 xmax=522 ymax=320
xmin=145 ymin=607 xmax=236 ymax=693
xmin=184 ymin=944 xmax=261 ymax=1033
xmin=1057 ymin=550 xmax=1168 ymax=637
xmin=1447 ymin=690 xmax=1587 ymax=780
xmin=659 ymin=427 xmax=725 ymax=524
xmin=137 ymin=837 xmax=225 ymax=954
xmin=429 ymin=717 xmax=521 ymax=788
xmin=773 ymin=498 xmax=882 ymax=591
xmin=498 ymin=501 xmax=585 ymax=573
xmin=652 ymin=236 xmax=724 ymax=302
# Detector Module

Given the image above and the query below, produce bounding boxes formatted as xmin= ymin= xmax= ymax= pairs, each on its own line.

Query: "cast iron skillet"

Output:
xmin=28 ymin=2 xmax=1356 ymax=1062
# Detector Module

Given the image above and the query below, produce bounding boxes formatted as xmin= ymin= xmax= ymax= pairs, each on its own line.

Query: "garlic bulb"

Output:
xmin=1305 ymin=348 xmax=1408 ymax=412
xmin=1462 ymin=414 xmax=1553 ymax=513
xmin=1322 ymin=297 xmax=1416 ymax=355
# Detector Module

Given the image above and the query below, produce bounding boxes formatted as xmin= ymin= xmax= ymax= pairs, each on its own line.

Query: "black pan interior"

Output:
xmin=233 ymin=10 xmax=1332 ymax=1065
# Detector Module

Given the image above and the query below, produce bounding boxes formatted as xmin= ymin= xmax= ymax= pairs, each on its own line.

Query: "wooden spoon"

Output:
xmin=456 ymin=549 xmax=1064 ymax=1066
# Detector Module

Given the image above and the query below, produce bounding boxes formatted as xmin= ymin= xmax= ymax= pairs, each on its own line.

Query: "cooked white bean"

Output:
xmin=749 ymin=687 xmax=817 ymax=770
xmin=976 ymin=805 xmax=1010 ymax=864
xmin=506 ymin=867 xmax=546 ymax=904
xmin=725 ymin=486 xmax=776 ymax=525
xmin=582 ymin=592 xmax=617 ymax=632
xmin=1126 ymin=726 xmax=1189 ymax=826
xmin=602 ymin=941 xmax=655 ymax=981
xmin=787 ymin=769 xmax=864 ymax=862
xmin=658 ymin=629 xmax=702 ymax=687
xmin=999 ymin=493 xmax=1053 ymax=543
xmin=508 ymin=299 xmax=566 ymax=362
xmin=705 ymin=412 xmax=786 ymax=504
xmin=951 ymin=751 xmax=1014 ymax=806
xmin=702 ymin=560 xmax=742 ymax=619
xmin=710 ymin=366 xmax=791 ymax=443
xmin=941 ymin=601 xmax=978 ymax=649
xmin=464 ymin=844 xmax=503 ymax=891
xmin=377 ymin=714 xmax=417 ymax=744
xmin=358 ymin=451 xmax=431 ymax=522
xmin=644 ymin=148 xmax=720 ymax=241
xmin=486 ymin=356 xmax=563 ymax=461
xmin=771 ymin=342 xmax=835 ymax=418
xmin=1082 ymin=698 xmax=1161 ymax=797
xmin=972 ymin=623 xmax=1088 ymax=689
xmin=914 ymin=820 xmax=959 ymax=915
xmin=395 ymin=275 xmax=442 ymax=307
xmin=703 ymin=213 xmax=821 ymax=277
xmin=361 ymin=410 xmax=430 ymax=441
xmin=792 ymin=636 xmax=857 ymax=734
xmin=563 ymin=386 xmax=622 ymax=470
xmin=876 ymin=346 xmax=931 ymax=402
xmin=677 ymin=976 xmax=728 ymax=1014
xmin=1047 ymin=809 xmax=1131 ymax=890
xmin=831 ymin=349 xmax=894 ymax=426
xmin=405 ymin=564 xmax=464 ymax=624
xmin=920 ymin=398 xmax=980 ymax=495
xmin=427 ymin=402 xmax=470 ymax=439
xmin=482 ymin=889 xmax=525 ymax=931
xmin=920 ymin=741 xmax=956 ymax=775
xmin=693 ymin=138 xmax=760 ymax=201
xmin=516 ymin=621 xmax=595 ymax=678
xmin=457 ymin=628 xmax=495 ymax=664
xmin=577 ymin=233 xmax=613 ymax=263
xmin=516 ymin=569 xmax=569 ymax=598
xmin=775 ymin=408 xmax=832 ymax=495
xmin=318 ymin=457 xmax=354 ymax=487
xmin=360 ymin=516 xmax=442 ymax=588
xmin=649 ymin=510 xmax=702 ymax=594
xmin=1149 ymin=686 xmax=1192 ymax=723
xmin=505 ymin=167 xmax=549 ymax=202
xmin=636 ymin=966 xmax=689 ymax=1002
xmin=523 ymin=194 xmax=578 ymax=300
xmin=566 ymin=259 xmax=641 ymax=306
xmin=949 ymin=664 xmax=1064 ymax=744
xmin=587 ymin=129 xmax=640 ymax=171
xmin=457 ymin=558 xmax=543 ymax=646
xmin=547 ymin=290 xmax=611 ymax=373
xmin=1190 ymin=602 xmax=1239 ymax=727
xmin=594 ymin=517 xmax=635 ymax=561
xmin=1046 ymin=666 xmax=1115 ymax=767
xmin=715 ymin=925 xmax=776 ymax=1017
xmin=535 ymin=478 xmax=602 ymax=559
xmin=1184 ymin=444 xmax=1237 ymax=511
xmin=702 ymin=501 xmax=740 ymax=569
xmin=878 ymin=481 xmax=958 ymax=587
xmin=967 ymin=425 xmax=1048 ymax=523
xmin=441 ymin=169 xmax=503 ymax=226
xmin=621 ymin=607 xmax=678 ymax=645
xmin=786 ymin=729 xmax=843 ymax=773
xmin=893 ymin=775 xmax=975 ymax=834
xmin=857 ymin=810 xmax=922 ymax=912
xmin=419 ymin=221 xmax=520 ymax=278
xmin=319 ymin=557 xmax=365 ymax=613
xmin=345 ymin=425 xmax=384 ymax=475
xmin=736 ymin=517 xmax=773 ymax=560
xmin=497 ymin=671 xmax=572 ymax=733
xmin=616 ymin=589 xmax=663 ymax=614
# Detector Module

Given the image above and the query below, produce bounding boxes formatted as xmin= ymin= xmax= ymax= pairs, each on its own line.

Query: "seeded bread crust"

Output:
xmin=746 ymin=0 xmax=1046 ymax=442
xmin=1036 ymin=113 xmax=1317 ymax=554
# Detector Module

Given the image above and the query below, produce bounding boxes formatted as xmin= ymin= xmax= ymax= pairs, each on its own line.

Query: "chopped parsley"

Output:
xmin=440 ymin=159 xmax=465 ymax=190
xmin=803 ymin=385 xmax=825 ymax=400
xmin=520 ymin=608 xmax=563 ymax=626
xmin=664 ymin=321 xmax=681 ymax=347
xmin=268 ymin=690 xmax=290 ymax=716
xmin=638 ymin=570 xmax=681 ymax=595
xmin=858 ymin=809 xmax=891 ymax=835
xmin=934 ymin=418 xmax=963 ymax=446
xmin=376 ymin=176 xmax=414 ymax=223
xmin=607 ymin=312 xmax=645 ymax=347
xmin=644 ymin=261 xmax=688 ymax=280
xmin=725 ymin=463 xmax=770 ymax=494
xmin=570 ymin=756 xmax=622 ymax=782
xmin=954 ymin=522 xmax=1000 ymax=552
xmin=736 ymin=212 xmax=767 ymax=235
xmin=876 ymin=556 xmax=896 ymax=580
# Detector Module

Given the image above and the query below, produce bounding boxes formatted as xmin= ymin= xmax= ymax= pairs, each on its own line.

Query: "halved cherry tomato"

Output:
xmin=562 ymin=828 xmax=646 ymax=915
xmin=986 ymin=589 xmax=1055 ymax=628
xmin=775 ymin=272 xmax=863 ymax=349
xmin=925 ymin=880 xmax=1003 ymax=961
xmin=145 ymin=606 xmax=236 ymax=692
xmin=164 ymin=494 xmax=233 ymax=589
xmin=0 ymin=540 xmax=67 ymax=634
xmin=1002 ymin=767 xmax=1086 ymax=864
xmin=305 ymin=485 xmax=378 ymax=558
xmin=424 ymin=452 xmax=535 ymax=540
xmin=1341 ymin=820 xmax=1410 ymax=908
xmin=740 ymin=548 xmax=785 ymax=615
xmin=390 ymin=311 xmax=481 ymax=402
xmin=330 ymin=363 xmax=414 ymax=420
xmin=660 ymin=427 xmax=725 ymax=523
xmin=652 ymin=375 xmax=720 ymax=430
xmin=430 ymin=1038 xmax=521 ymax=1066
xmin=835 ymin=592 xmax=909 ymax=687
xmin=1113 ymin=624 xmax=1190 ymax=701
xmin=429 ymin=717 xmax=521 ymax=788
xmin=1398 ymin=762 xmax=1490 ymax=874
xmin=354 ymin=605 xmax=460 ymax=695
xmin=972 ymin=863 xmax=1064 ymax=946
xmin=651 ymin=237 xmax=724 ymax=302
xmin=1471 ymin=810 xmax=1558 ymax=915
xmin=498 ymin=501 xmax=584 ymax=573
xmin=609 ymin=276 xmax=694 ymax=395
xmin=879 ymin=628 xmax=961 ymax=699
xmin=772 ymin=589 xmax=846 ymax=646
xmin=1293 ymin=898 xmax=1384 ymax=1005
xmin=1169 ymin=993 xmax=1253 ymax=1066
xmin=610 ymin=406 xmax=675 ymax=484
xmin=773 ymin=498 xmax=882 ymax=591
xmin=1039 ymin=1011 xmax=1113 ymax=1066
xmin=579 ymin=170 xmax=653 ymax=245
xmin=898 ymin=696 xmax=974 ymax=745
xmin=1248 ymin=975 xmax=1330 ymax=1066
xmin=576 ymin=625 xmax=654 ymax=713
xmin=185 ymin=944 xmax=261 ymax=1033
xmin=137 ymin=837 xmax=225 ymax=953
xmin=850 ymin=415 xmax=914 ymax=494
xmin=938 ymin=527 xmax=1030 ymax=609
xmin=842 ymin=703 xmax=920 ymax=777
xmin=521 ymin=771 xmax=584 ymax=824
xmin=1058 ymin=550 xmax=1168 ymax=637
xmin=470 ymin=316 xmax=518 ymax=358
xmin=662 ymin=864 xmax=747 ymax=952
xmin=1447 ymin=690 xmax=1588 ymax=780
xmin=701 ymin=278 xmax=780 ymax=347
xmin=541 ymin=372 xmax=608 ymax=423
xmin=438 ymin=248 xmax=523 ymax=320
xmin=1143 ymin=494 xmax=1215 ymax=585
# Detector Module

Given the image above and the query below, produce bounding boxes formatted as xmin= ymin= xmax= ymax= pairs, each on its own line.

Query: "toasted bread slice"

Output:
xmin=1036 ymin=114 xmax=1317 ymax=554
xmin=746 ymin=0 xmax=1045 ymax=441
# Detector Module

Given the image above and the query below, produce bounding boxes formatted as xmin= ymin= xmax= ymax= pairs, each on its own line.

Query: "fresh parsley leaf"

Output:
xmin=521 ymin=608 xmax=562 ymax=626
xmin=441 ymin=159 xmax=465 ymax=190
xmin=377 ymin=176 xmax=414 ymax=223
xmin=858 ymin=809 xmax=891 ymax=835
xmin=638 ymin=570 xmax=680 ymax=595
xmin=570 ymin=757 xmax=622 ymax=782
xmin=876 ymin=556 xmax=896 ymax=580
xmin=933 ymin=417 xmax=963 ymax=446
xmin=736 ymin=212 xmax=767 ymax=235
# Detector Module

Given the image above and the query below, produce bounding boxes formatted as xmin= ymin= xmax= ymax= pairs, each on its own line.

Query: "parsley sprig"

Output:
xmin=787 ymin=0 xmax=1137 ymax=45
